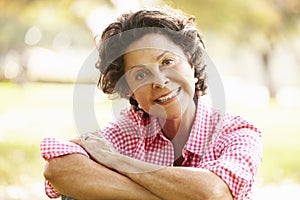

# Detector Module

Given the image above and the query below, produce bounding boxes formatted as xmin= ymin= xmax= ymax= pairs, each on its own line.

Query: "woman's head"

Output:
xmin=123 ymin=33 xmax=198 ymax=119
xmin=96 ymin=7 xmax=207 ymax=101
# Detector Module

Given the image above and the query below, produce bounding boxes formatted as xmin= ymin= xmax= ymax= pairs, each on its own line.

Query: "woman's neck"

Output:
xmin=159 ymin=100 xmax=196 ymax=157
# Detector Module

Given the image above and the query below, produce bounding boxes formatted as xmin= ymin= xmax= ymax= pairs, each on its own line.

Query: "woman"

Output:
xmin=41 ymin=7 xmax=262 ymax=200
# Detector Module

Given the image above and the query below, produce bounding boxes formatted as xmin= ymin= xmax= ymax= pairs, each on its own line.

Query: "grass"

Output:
xmin=228 ymin=103 xmax=300 ymax=183
xmin=1 ymin=82 xmax=300 ymax=187
xmin=0 ymin=142 xmax=42 ymax=185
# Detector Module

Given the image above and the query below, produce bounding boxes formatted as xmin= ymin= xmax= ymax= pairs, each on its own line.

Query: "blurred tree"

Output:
xmin=262 ymin=0 xmax=300 ymax=97
xmin=164 ymin=0 xmax=300 ymax=97
xmin=1 ymin=0 xmax=299 ymax=92
xmin=0 ymin=0 xmax=114 ymax=52
xmin=0 ymin=0 xmax=112 ymax=81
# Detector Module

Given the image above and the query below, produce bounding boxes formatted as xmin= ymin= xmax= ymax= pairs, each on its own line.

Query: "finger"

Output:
xmin=70 ymin=138 xmax=83 ymax=146
xmin=82 ymin=132 xmax=119 ymax=153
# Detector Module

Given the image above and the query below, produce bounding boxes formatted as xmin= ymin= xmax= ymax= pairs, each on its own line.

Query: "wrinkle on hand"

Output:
xmin=80 ymin=132 xmax=165 ymax=174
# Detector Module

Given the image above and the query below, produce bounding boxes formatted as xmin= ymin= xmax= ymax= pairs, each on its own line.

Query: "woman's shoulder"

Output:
xmin=197 ymin=99 xmax=260 ymax=133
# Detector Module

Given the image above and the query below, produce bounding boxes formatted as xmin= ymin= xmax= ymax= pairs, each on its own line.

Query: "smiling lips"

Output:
xmin=154 ymin=87 xmax=181 ymax=103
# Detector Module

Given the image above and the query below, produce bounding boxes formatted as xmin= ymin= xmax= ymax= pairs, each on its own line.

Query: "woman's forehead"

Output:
xmin=124 ymin=33 xmax=185 ymax=58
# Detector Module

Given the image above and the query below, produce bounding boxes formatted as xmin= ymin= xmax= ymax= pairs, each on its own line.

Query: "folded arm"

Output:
xmin=41 ymin=138 xmax=160 ymax=200
xmin=80 ymin=132 xmax=233 ymax=200
xmin=120 ymin=161 xmax=233 ymax=200
xmin=44 ymin=154 xmax=161 ymax=200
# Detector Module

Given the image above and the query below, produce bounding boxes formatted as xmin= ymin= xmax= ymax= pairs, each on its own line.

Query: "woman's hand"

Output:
xmin=74 ymin=132 xmax=162 ymax=174
xmin=69 ymin=137 xmax=83 ymax=147
xmin=69 ymin=132 xmax=121 ymax=169
xmin=74 ymin=132 xmax=124 ymax=170
xmin=70 ymin=133 xmax=118 ymax=155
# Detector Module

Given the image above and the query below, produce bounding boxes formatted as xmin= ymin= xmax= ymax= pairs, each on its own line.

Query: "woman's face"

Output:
xmin=124 ymin=33 xmax=195 ymax=119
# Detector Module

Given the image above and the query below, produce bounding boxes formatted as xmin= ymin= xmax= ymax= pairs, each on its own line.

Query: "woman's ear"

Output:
xmin=189 ymin=62 xmax=194 ymax=69
xmin=188 ymin=61 xmax=195 ymax=70
xmin=124 ymin=84 xmax=133 ymax=99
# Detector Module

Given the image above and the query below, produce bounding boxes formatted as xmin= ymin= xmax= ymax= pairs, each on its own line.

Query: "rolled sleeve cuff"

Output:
xmin=40 ymin=137 xmax=89 ymax=160
xmin=45 ymin=180 xmax=61 ymax=198
xmin=199 ymin=161 xmax=252 ymax=200
xmin=40 ymin=137 xmax=90 ymax=198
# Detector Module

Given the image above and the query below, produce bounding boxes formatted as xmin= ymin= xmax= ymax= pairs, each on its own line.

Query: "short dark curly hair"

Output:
xmin=95 ymin=7 xmax=207 ymax=103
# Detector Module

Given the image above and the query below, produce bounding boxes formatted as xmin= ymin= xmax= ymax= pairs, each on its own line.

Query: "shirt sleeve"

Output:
xmin=198 ymin=128 xmax=262 ymax=200
xmin=40 ymin=137 xmax=90 ymax=198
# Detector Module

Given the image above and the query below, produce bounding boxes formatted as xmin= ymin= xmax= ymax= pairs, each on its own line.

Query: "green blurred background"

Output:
xmin=1 ymin=0 xmax=300 ymax=199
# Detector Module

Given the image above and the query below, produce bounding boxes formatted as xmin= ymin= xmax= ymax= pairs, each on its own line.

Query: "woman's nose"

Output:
xmin=146 ymin=64 xmax=170 ymax=89
xmin=151 ymin=75 xmax=169 ymax=89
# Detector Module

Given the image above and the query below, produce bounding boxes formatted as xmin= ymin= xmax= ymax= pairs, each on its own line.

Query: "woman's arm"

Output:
xmin=123 ymin=165 xmax=233 ymax=200
xmin=44 ymin=153 xmax=161 ymax=200
xmin=81 ymin=132 xmax=233 ymax=200
xmin=89 ymin=150 xmax=233 ymax=200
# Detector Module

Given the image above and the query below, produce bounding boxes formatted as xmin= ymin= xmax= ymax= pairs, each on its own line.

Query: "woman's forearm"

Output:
xmin=80 ymin=132 xmax=233 ymax=200
xmin=123 ymin=166 xmax=233 ymax=200
xmin=44 ymin=154 xmax=160 ymax=200
xmin=107 ymin=154 xmax=232 ymax=200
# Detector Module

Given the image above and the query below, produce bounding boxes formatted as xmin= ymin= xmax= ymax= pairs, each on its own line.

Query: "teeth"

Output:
xmin=155 ymin=88 xmax=180 ymax=103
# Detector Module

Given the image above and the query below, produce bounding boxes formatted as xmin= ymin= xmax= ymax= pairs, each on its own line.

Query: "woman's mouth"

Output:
xmin=154 ymin=87 xmax=181 ymax=103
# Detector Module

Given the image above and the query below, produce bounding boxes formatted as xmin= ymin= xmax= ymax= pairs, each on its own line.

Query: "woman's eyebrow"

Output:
xmin=156 ymin=51 xmax=170 ymax=61
xmin=129 ymin=64 xmax=145 ymax=70
xmin=128 ymin=50 xmax=171 ymax=70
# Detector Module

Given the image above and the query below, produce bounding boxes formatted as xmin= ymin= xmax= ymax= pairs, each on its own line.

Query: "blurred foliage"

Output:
xmin=164 ymin=0 xmax=300 ymax=41
xmin=0 ymin=0 xmax=299 ymax=53
xmin=0 ymin=0 xmax=111 ymax=52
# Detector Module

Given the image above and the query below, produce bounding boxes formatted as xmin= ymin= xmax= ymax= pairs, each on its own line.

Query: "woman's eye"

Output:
xmin=162 ymin=57 xmax=175 ymax=66
xmin=135 ymin=71 xmax=147 ymax=80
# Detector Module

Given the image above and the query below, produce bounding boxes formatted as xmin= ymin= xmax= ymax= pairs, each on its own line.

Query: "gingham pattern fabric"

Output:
xmin=40 ymin=99 xmax=262 ymax=200
xmin=40 ymin=138 xmax=90 ymax=198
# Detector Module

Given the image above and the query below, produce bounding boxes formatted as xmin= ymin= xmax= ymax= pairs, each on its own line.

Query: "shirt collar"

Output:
xmin=184 ymin=98 xmax=224 ymax=156
xmin=131 ymin=108 xmax=167 ymax=143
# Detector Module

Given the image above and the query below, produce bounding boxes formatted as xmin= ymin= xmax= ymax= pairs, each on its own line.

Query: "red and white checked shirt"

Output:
xmin=40 ymin=98 xmax=262 ymax=200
